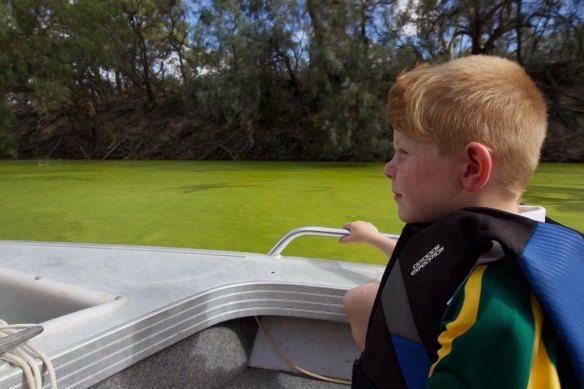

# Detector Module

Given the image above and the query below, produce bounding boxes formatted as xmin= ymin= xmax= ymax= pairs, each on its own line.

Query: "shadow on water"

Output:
xmin=42 ymin=176 xmax=92 ymax=181
xmin=139 ymin=161 xmax=372 ymax=173
xmin=176 ymin=183 xmax=259 ymax=193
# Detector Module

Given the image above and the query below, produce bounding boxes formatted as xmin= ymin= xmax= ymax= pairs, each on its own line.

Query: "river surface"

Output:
xmin=1 ymin=160 xmax=582 ymax=263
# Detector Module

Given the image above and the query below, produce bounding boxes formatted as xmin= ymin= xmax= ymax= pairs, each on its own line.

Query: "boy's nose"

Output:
xmin=384 ymin=159 xmax=395 ymax=178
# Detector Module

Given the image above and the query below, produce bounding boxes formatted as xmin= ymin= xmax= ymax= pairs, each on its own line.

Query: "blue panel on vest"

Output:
xmin=518 ymin=222 xmax=584 ymax=383
xmin=391 ymin=334 xmax=432 ymax=389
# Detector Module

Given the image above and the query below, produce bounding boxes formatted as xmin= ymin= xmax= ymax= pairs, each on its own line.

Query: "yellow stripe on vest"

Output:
xmin=527 ymin=293 xmax=560 ymax=389
xmin=429 ymin=265 xmax=486 ymax=376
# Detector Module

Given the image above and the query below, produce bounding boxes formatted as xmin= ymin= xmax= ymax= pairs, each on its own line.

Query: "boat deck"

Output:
xmin=0 ymin=240 xmax=383 ymax=388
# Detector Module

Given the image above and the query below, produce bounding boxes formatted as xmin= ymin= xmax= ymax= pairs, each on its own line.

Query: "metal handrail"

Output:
xmin=268 ymin=226 xmax=399 ymax=257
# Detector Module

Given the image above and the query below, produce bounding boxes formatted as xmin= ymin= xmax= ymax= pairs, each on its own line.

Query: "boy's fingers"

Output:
xmin=339 ymin=234 xmax=355 ymax=244
xmin=344 ymin=220 xmax=364 ymax=231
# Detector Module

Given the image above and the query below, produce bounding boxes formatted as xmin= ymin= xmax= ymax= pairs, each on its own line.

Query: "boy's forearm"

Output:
xmin=340 ymin=221 xmax=397 ymax=257
xmin=368 ymin=235 xmax=396 ymax=257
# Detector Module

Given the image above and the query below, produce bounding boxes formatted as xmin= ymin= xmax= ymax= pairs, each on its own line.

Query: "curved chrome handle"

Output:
xmin=268 ymin=226 xmax=399 ymax=256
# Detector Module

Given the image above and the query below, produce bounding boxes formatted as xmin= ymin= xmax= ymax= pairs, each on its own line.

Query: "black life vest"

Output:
xmin=352 ymin=207 xmax=583 ymax=389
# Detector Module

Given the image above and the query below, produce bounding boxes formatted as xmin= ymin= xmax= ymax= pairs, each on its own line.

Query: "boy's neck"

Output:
xmin=461 ymin=188 xmax=521 ymax=215
xmin=492 ymin=202 xmax=520 ymax=214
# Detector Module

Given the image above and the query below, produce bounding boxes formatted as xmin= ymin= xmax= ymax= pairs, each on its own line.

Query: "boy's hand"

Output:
xmin=340 ymin=220 xmax=397 ymax=257
xmin=340 ymin=221 xmax=380 ymax=244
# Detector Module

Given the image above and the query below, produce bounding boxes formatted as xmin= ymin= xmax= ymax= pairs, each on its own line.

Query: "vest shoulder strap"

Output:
xmin=517 ymin=221 xmax=584 ymax=383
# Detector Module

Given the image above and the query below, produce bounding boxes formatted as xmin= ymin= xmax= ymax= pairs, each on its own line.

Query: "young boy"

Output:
xmin=340 ymin=55 xmax=579 ymax=388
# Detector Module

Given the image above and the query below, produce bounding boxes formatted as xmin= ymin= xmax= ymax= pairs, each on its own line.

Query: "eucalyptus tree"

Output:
xmin=0 ymin=2 xmax=15 ymax=157
xmin=516 ymin=0 xmax=583 ymax=66
xmin=163 ymin=1 xmax=191 ymax=85
xmin=1 ymin=0 xmax=188 ymax=109
xmin=117 ymin=0 xmax=190 ymax=104
xmin=399 ymin=0 xmax=519 ymax=60
xmin=188 ymin=0 xmax=309 ymax=158
xmin=0 ymin=0 xmax=75 ymax=157
xmin=0 ymin=0 xmax=191 ymax=157
xmin=305 ymin=0 xmax=397 ymax=160
xmin=399 ymin=0 xmax=583 ymax=64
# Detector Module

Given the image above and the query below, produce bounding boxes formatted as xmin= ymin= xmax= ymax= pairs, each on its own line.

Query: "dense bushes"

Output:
xmin=1 ymin=0 xmax=582 ymax=161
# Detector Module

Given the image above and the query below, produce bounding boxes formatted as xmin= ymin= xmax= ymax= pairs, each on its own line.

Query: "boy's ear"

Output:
xmin=461 ymin=142 xmax=493 ymax=192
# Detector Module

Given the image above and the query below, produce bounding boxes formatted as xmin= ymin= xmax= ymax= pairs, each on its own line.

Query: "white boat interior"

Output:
xmin=0 ymin=227 xmax=396 ymax=388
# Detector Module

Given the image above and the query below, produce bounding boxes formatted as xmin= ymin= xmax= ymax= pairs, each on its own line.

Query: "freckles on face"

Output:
xmin=387 ymin=132 xmax=462 ymax=223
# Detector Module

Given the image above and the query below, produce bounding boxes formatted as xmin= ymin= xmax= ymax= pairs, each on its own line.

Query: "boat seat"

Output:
xmin=90 ymin=317 xmax=349 ymax=388
xmin=225 ymin=368 xmax=347 ymax=388
xmin=90 ymin=317 xmax=257 ymax=389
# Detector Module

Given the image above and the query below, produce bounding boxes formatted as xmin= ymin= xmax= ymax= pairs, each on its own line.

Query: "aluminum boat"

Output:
xmin=0 ymin=227 xmax=397 ymax=388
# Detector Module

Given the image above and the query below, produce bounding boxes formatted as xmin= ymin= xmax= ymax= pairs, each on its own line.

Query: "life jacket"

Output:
xmin=351 ymin=207 xmax=583 ymax=389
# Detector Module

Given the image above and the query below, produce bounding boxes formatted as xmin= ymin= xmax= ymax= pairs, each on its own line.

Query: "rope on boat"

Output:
xmin=254 ymin=316 xmax=351 ymax=386
xmin=0 ymin=320 xmax=57 ymax=389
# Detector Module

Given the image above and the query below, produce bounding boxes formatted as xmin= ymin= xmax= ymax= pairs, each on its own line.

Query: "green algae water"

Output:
xmin=523 ymin=163 xmax=584 ymax=230
xmin=1 ymin=160 xmax=582 ymax=264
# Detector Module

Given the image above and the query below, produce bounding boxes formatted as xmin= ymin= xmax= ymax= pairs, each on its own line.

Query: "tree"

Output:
xmin=0 ymin=2 xmax=16 ymax=157
xmin=400 ymin=0 xmax=583 ymax=64
xmin=305 ymin=0 xmax=394 ymax=160
xmin=0 ymin=0 xmax=581 ymax=161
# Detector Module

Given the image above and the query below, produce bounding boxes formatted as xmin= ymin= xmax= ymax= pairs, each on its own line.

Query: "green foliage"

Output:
xmin=1 ymin=0 xmax=582 ymax=160
xmin=402 ymin=0 xmax=584 ymax=65
xmin=0 ymin=3 xmax=16 ymax=158
xmin=0 ymin=104 xmax=17 ymax=159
